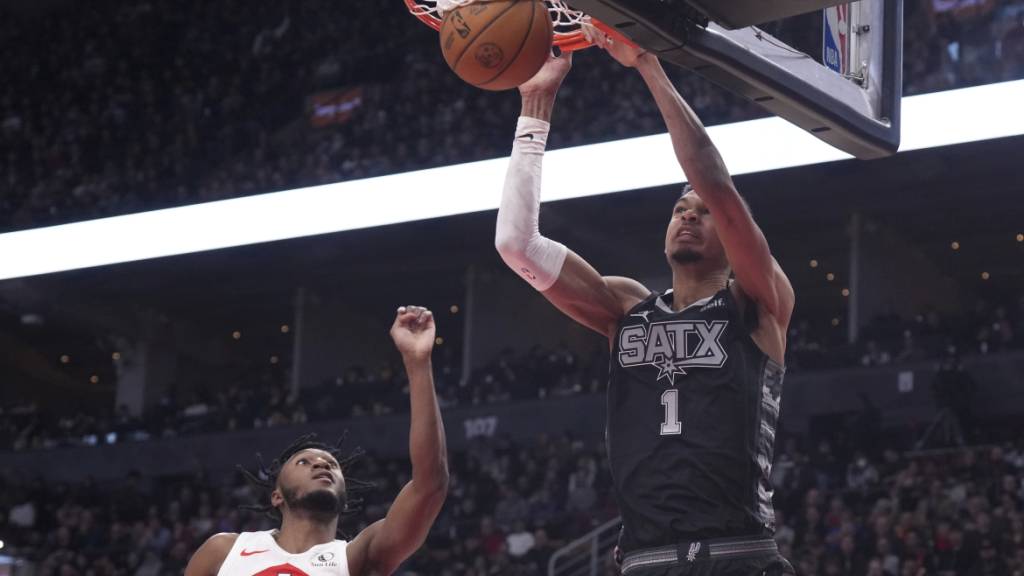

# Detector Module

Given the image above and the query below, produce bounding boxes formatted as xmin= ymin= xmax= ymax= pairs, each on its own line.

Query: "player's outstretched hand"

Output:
xmin=582 ymin=22 xmax=649 ymax=68
xmin=390 ymin=306 xmax=436 ymax=362
xmin=519 ymin=51 xmax=573 ymax=97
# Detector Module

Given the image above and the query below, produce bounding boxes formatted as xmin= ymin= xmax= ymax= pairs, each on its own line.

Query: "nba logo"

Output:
xmin=823 ymin=3 xmax=850 ymax=75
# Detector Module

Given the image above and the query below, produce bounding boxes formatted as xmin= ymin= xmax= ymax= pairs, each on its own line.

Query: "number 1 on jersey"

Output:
xmin=660 ymin=389 xmax=682 ymax=435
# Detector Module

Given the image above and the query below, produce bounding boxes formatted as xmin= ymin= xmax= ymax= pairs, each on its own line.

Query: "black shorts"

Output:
xmin=620 ymin=537 xmax=795 ymax=576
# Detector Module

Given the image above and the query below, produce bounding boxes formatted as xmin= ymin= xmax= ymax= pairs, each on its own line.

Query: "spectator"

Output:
xmin=567 ymin=455 xmax=599 ymax=512
xmin=861 ymin=340 xmax=893 ymax=366
xmin=505 ymin=520 xmax=535 ymax=558
xmin=494 ymin=485 xmax=529 ymax=530
xmin=848 ymin=452 xmax=881 ymax=493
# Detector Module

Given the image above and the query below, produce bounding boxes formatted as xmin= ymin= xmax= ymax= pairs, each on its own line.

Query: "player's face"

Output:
xmin=272 ymin=449 xmax=346 ymax=516
xmin=665 ymin=191 xmax=726 ymax=266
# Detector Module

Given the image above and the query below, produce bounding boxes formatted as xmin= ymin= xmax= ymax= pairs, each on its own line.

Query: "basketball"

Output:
xmin=439 ymin=0 xmax=553 ymax=91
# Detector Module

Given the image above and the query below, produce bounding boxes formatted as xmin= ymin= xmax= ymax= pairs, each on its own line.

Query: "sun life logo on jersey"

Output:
xmin=311 ymin=552 xmax=338 ymax=568
xmin=617 ymin=320 xmax=729 ymax=385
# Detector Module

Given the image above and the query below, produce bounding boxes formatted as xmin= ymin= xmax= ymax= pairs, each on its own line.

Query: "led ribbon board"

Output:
xmin=0 ymin=80 xmax=1022 ymax=281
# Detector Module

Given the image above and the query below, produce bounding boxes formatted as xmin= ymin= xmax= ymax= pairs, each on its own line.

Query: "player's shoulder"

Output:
xmin=186 ymin=533 xmax=240 ymax=576
xmin=205 ymin=532 xmax=242 ymax=549
xmin=604 ymin=276 xmax=653 ymax=311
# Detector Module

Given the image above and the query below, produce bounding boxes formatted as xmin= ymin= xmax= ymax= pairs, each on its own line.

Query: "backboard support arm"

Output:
xmin=570 ymin=0 xmax=903 ymax=159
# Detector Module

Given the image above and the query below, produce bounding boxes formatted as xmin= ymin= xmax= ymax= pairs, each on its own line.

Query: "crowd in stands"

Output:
xmin=786 ymin=294 xmax=1024 ymax=371
xmin=769 ymin=432 xmax=1024 ymax=576
xmin=0 ymin=431 xmax=611 ymax=576
xmin=2 ymin=423 xmax=1024 ymax=576
xmin=2 ymin=0 xmax=1023 ymax=230
xmin=2 ymin=292 xmax=1022 ymax=453
xmin=0 ymin=341 xmax=605 ymax=452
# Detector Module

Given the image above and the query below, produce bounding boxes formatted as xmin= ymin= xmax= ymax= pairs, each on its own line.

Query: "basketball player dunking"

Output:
xmin=494 ymin=37 xmax=796 ymax=576
xmin=185 ymin=306 xmax=448 ymax=576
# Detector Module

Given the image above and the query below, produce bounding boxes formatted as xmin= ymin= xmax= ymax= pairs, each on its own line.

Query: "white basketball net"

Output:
xmin=409 ymin=0 xmax=590 ymax=35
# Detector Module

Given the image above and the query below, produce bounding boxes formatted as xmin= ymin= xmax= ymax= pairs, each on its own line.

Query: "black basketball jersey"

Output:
xmin=607 ymin=286 xmax=785 ymax=552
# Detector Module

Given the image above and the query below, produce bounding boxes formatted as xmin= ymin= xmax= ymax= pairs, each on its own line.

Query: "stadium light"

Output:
xmin=0 ymin=80 xmax=1022 ymax=281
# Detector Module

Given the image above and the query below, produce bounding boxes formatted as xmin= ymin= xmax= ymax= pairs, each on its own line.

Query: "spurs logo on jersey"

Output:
xmin=617 ymin=320 xmax=729 ymax=384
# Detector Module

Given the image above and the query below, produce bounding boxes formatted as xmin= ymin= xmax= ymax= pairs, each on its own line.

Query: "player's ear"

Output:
xmin=271 ymin=487 xmax=284 ymax=508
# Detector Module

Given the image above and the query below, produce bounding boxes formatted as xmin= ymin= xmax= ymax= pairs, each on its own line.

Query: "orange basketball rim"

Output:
xmin=404 ymin=0 xmax=634 ymax=52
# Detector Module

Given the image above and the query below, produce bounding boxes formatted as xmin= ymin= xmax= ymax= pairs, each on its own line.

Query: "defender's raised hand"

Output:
xmin=346 ymin=305 xmax=448 ymax=576
xmin=390 ymin=306 xmax=435 ymax=361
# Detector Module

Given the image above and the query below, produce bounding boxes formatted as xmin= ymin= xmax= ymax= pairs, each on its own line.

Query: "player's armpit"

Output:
xmin=345 ymin=480 xmax=447 ymax=576
xmin=541 ymin=250 xmax=650 ymax=338
xmin=707 ymin=186 xmax=794 ymax=325
xmin=184 ymin=533 xmax=238 ymax=576
xmin=733 ymin=259 xmax=795 ymax=364
xmin=605 ymin=275 xmax=654 ymax=311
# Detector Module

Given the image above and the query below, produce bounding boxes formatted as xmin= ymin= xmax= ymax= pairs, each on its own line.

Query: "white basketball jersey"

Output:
xmin=217 ymin=530 xmax=350 ymax=576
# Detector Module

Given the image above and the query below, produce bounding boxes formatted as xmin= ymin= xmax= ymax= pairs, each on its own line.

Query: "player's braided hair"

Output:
xmin=237 ymin=432 xmax=374 ymax=537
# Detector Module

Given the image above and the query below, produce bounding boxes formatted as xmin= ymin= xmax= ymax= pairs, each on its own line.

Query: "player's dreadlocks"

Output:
xmin=238 ymin=432 xmax=374 ymax=538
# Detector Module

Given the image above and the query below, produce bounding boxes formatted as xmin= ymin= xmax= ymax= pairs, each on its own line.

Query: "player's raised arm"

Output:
xmin=346 ymin=306 xmax=449 ymax=576
xmin=495 ymin=52 xmax=650 ymax=338
xmin=593 ymin=32 xmax=793 ymax=325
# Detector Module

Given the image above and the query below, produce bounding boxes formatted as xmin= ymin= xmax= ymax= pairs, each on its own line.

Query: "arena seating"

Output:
xmin=1 ymin=0 xmax=1021 ymax=230
xmin=2 ymin=428 xmax=1022 ymax=575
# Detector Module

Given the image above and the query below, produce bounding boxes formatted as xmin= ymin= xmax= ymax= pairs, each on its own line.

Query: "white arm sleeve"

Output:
xmin=494 ymin=116 xmax=569 ymax=292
